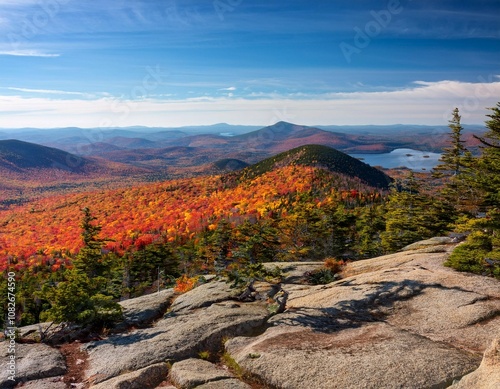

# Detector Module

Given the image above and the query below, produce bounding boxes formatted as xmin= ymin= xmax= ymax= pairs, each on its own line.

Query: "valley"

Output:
xmin=0 ymin=121 xmax=484 ymax=207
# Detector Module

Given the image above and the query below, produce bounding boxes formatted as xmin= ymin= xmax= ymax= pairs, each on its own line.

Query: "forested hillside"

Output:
xmin=0 ymin=105 xmax=499 ymax=330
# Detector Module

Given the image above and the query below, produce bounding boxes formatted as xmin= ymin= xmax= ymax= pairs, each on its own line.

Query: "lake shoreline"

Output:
xmin=349 ymin=148 xmax=442 ymax=171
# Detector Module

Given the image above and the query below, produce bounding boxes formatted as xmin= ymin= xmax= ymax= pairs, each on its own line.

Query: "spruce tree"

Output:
xmin=432 ymin=108 xmax=477 ymax=212
xmin=41 ymin=208 xmax=122 ymax=327
xmin=433 ymin=108 xmax=468 ymax=178
xmin=475 ymin=102 xmax=500 ymax=205
xmin=75 ymin=207 xmax=108 ymax=279
xmin=445 ymin=102 xmax=500 ymax=278
xmin=381 ymin=172 xmax=453 ymax=252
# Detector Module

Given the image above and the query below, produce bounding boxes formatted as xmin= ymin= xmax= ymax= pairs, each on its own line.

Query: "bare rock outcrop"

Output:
xmin=11 ymin=376 xmax=66 ymax=389
xmin=169 ymin=358 xmax=235 ymax=388
xmin=89 ymin=362 xmax=168 ymax=389
xmin=83 ymin=300 xmax=269 ymax=385
xmin=226 ymin=322 xmax=478 ymax=389
xmin=169 ymin=280 xmax=241 ymax=314
xmin=8 ymin=238 xmax=499 ymax=389
xmin=0 ymin=343 xmax=66 ymax=388
xmin=118 ymin=288 xmax=175 ymax=328
xmin=194 ymin=379 xmax=252 ymax=389
xmin=226 ymin=245 xmax=500 ymax=388
xmin=450 ymin=337 xmax=500 ymax=389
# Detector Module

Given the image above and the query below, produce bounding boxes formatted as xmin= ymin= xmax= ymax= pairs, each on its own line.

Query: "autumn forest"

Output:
xmin=1 ymin=105 xmax=500 ymax=329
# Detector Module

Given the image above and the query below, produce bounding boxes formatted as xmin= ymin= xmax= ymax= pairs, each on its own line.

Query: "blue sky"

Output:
xmin=0 ymin=0 xmax=499 ymax=128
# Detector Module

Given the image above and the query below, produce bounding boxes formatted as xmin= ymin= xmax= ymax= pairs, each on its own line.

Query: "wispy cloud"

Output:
xmin=0 ymin=79 xmax=499 ymax=128
xmin=0 ymin=50 xmax=60 ymax=57
xmin=6 ymin=87 xmax=83 ymax=95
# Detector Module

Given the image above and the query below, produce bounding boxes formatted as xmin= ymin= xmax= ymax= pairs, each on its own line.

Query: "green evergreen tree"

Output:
xmin=206 ymin=219 xmax=234 ymax=274
xmin=354 ymin=204 xmax=385 ymax=258
xmin=127 ymin=243 xmax=179 ymax=296
xmin=75 ymin=207 xmax=109 ymax=279
xmin=321 ymin=203 xmax=357 ymax=258
xmin=433 ymin=108 xmax=478 ymax=213
xmin=232 ymin=219 xmax=280 ymax=264
xmin=381 ymin=172 xmax=453 ymax=252
xmin=433 ymin=108 xmax=468 ymax=178
xmin=41 ymin=208 xmax=122 ymax=327
xmin=475 ymin=102 xmax=500 ymax=205
xmin=446 ymin=102 xmax=500 ymax=278
xmin=278 ymin=200 xmax=329 ymax=260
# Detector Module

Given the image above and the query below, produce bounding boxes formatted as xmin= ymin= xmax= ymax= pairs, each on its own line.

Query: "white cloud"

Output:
xmin=0 ymin=50 xmax=60 ymax=57
xmin=6 ymin=87 xmax=86 ymax=96
xmin=0 ymin=80 xmax=499 ymax=128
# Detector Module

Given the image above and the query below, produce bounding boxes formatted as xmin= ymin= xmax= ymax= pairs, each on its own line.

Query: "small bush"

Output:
xmin=305 ymin=268 xmax=337 ymax=285
xmin=198 ymin=350 xmax=211 ymax=360
xmin=324 ymin=258 xmax=345 ymax=273
xmin=173 ymin=274 xmax=199 ymax=293
xmin=305 ymin=258 xmax=345 ymax=285
xmin=445 ymin=231 xmax=500 ymax=278
xmin=226 ymin=263 xmax=282 ymax=288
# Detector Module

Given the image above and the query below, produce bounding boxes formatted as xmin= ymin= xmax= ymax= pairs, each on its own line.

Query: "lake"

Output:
xmin=350 ymin=148 xmax=442 ymax=171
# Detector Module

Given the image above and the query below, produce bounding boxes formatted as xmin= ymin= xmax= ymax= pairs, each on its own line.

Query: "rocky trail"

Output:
xmin=1 ymin=238 xmax=499 ymax=388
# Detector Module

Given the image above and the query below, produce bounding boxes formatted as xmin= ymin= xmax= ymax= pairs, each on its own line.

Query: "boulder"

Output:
xmin=450 ymin=337 xmax=500 ymax=389
xmin=118 ymin=288 xmax=175 ymax=328
xmin=169 ymin=358 xmax=234 ymax=388
xmin=226 ymin=322 xmax=479 ymax=389
xmin=169 ymin=280 xmax=241 ymax=313
xmin=225 ymin=249 xmax=500 ymax=388
xmin=90 ymin=363 xmax=168 ymax=389
xmin=0 ymin=343 xmax=66 ymax=388
xmin=84 ymin=301 xmax=269 ymax=384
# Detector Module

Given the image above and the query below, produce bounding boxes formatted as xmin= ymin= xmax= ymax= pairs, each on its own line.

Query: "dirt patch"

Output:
xmin=59 ymin=342 xmax=89 ymax=388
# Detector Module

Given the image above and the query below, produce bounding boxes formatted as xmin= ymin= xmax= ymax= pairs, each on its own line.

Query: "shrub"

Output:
xmin=198 ymin=350 xmax=211 ymax=360
xmin=324 ymin=258 xmax=345 ymax=273
xmin=226 ymin=263 xmax=282 ymax=288
xmin=173 ymin=274 xmax=199 ymax=293
xmin=445 ymin=231 xmax=500 ymax=278
xmin=305 ymin=268 xmax=337 ymax=285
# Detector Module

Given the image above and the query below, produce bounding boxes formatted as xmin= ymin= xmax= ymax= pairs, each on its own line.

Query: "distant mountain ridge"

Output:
xmin=1 ymin=121 xmax=485 ymax=158
xmin=0 ymin=139 xmax=92 ymax=173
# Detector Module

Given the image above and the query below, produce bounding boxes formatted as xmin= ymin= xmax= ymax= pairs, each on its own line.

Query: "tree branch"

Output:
xmin=473 ymin=134 xmax=500 ymax=149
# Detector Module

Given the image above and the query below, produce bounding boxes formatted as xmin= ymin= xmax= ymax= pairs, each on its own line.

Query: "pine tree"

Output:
xmin=445 ymin=102 xmax=500 ymax=278
xmin=475 ymin=102 xmax=500 ymax=206
xmin=75 ymin=207 xmax=108 ymax=279
xmin=381 ymin=172 xmax=453 ymax=252
xmin=232 ymin=219 xmax=280 ymax=264
xmin=41 ymin=208 xmax=122 ymax=327
xmin=433 ymin=108 xmax=468 ymax=178
xmin=432 ymin=108 xmax=477 ymax=212
xmin=355 ymin=204 xmax=385 ymax=258
xmin=206 ymin=219 xmax=234 ymax=274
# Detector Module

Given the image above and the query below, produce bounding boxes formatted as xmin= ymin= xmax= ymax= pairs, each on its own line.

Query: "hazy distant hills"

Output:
xmin=0 ymin=139 xmax=93 ymax=173
xmin=0 ymin=142 xmax=158 ymax=209
xmin=0 ymin=122 xmax=485 ymax=157
xmin=0 ymin=121 xmax=485 ymax=177
xmin=0 ymin=139 xmax=390 ymax=187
